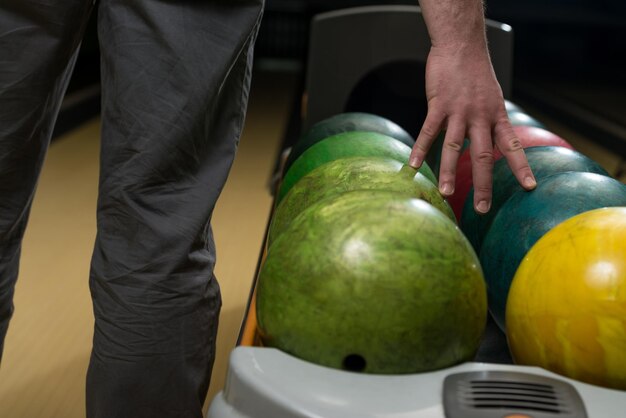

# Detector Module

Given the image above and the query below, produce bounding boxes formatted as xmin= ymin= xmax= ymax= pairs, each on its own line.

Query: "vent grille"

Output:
xmin=443 ymin=371 xmax=588 ymax=418
xmin=463 ymin=379 xmax=562 ymax=413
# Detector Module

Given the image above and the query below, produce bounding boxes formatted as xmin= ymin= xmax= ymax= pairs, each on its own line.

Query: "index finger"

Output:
xmin=409 ymin=111 xmax=445 ymax=169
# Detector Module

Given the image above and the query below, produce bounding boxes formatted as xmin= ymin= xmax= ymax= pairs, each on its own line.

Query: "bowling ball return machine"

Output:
xmin=208 ymin=6 xmax=625 ymax=417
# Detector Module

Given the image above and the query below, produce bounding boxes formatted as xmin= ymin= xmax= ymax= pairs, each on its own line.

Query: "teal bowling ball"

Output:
xmin=480 ymin=172 xmax=626 ymax=331
xmin=461 ymin=146 xmax=610 ymax=253
xmin=508 ymin=111 xmax=545 ymax=128
xmin=505 ymin=100 xmax=525 ymax=114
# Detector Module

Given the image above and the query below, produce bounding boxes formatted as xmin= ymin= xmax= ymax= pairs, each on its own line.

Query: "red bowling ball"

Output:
xmin=448 ymin=126 xmax=574 ymax=222
xmin=493 ymin=126 xmax=573 ymax=160
xmin=447 ymin=151 xmax=473 ymax=221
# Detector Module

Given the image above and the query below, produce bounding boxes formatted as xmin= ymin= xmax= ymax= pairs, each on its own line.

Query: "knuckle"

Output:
xmin=444 ymin=141 xmax=464 ymax=152
xmin=420 ymin=122 xmax=440 ymax=138
xmin=475 ymin=151 xmax=495 ymax=165
xmin=495 ymin=121 xmax=525 ymax=154
xmin=415 ymin=142 xmax=429 ymax=153
xmin=499 ymin=132 xmax=524 ymax=154
xmin=506 ymin=138 xmax=524 ymax=152
xmin=496 ymin=115 xmax=511 ymax=127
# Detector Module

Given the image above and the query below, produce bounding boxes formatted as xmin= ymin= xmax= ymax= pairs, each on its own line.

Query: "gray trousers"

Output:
xmin=0 ymin=1 xmax=263 ymax=416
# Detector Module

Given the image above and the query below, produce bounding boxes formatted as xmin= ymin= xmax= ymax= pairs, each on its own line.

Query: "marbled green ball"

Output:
xmin=257 ymin=191 xmax=487 ymax=374
xmin=270 ymin=157 xmax=454 ymax=245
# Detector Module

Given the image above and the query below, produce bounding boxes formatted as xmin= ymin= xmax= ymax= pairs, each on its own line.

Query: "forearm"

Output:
xmin=418 ymin=0 xmax=488 ymax=53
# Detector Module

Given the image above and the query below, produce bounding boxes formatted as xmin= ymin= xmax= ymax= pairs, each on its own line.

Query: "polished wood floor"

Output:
xmin=0 ymin=69 xmax=623 ymax=418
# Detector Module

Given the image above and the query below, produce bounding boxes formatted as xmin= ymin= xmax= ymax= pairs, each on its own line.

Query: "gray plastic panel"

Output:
xmin=304 ymin=5 xmax=513 ymax=130
xmin=207 ymin=347 xmax=626 ymax=418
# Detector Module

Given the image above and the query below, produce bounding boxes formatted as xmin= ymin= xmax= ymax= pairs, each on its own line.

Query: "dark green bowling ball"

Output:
xmin=284 ymin=112 xmax=415 ymax=174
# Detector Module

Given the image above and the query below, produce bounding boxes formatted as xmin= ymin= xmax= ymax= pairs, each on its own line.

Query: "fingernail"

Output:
xmin=524 ymin=176 xmax=537 ymax=189
xmin=409 ymin=158 xmax=421 ymax=169
xmin=477 ymin=200 xmax=491 ymax=213
xmin=440 ymin=183 xmax=454 ymax=196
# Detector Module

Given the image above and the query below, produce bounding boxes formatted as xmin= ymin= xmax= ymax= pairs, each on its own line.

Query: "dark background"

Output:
xmin=61 ymin=0 xmax=626 ymax=155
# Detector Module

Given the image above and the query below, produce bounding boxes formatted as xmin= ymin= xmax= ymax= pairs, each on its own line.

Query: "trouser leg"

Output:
xmin=0 ymin=0 xmax=93 ymax=361
xmin=86 ymin=1 xmax=263 ymax=417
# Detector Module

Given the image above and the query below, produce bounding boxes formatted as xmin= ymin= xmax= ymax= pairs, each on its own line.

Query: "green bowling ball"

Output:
xmin=270 ymin=157 xmax=455 ymax=244
xmin=277 ymin=131 xmax=436 ymax=203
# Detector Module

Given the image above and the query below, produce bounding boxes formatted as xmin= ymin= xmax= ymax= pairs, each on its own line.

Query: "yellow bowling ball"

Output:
xmin=507 ymin=207 xmax=626 ymax=390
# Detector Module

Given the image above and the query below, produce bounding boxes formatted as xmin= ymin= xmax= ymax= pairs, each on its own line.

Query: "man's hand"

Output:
xmin=411 ymin=0 xmax=536 ymax=213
